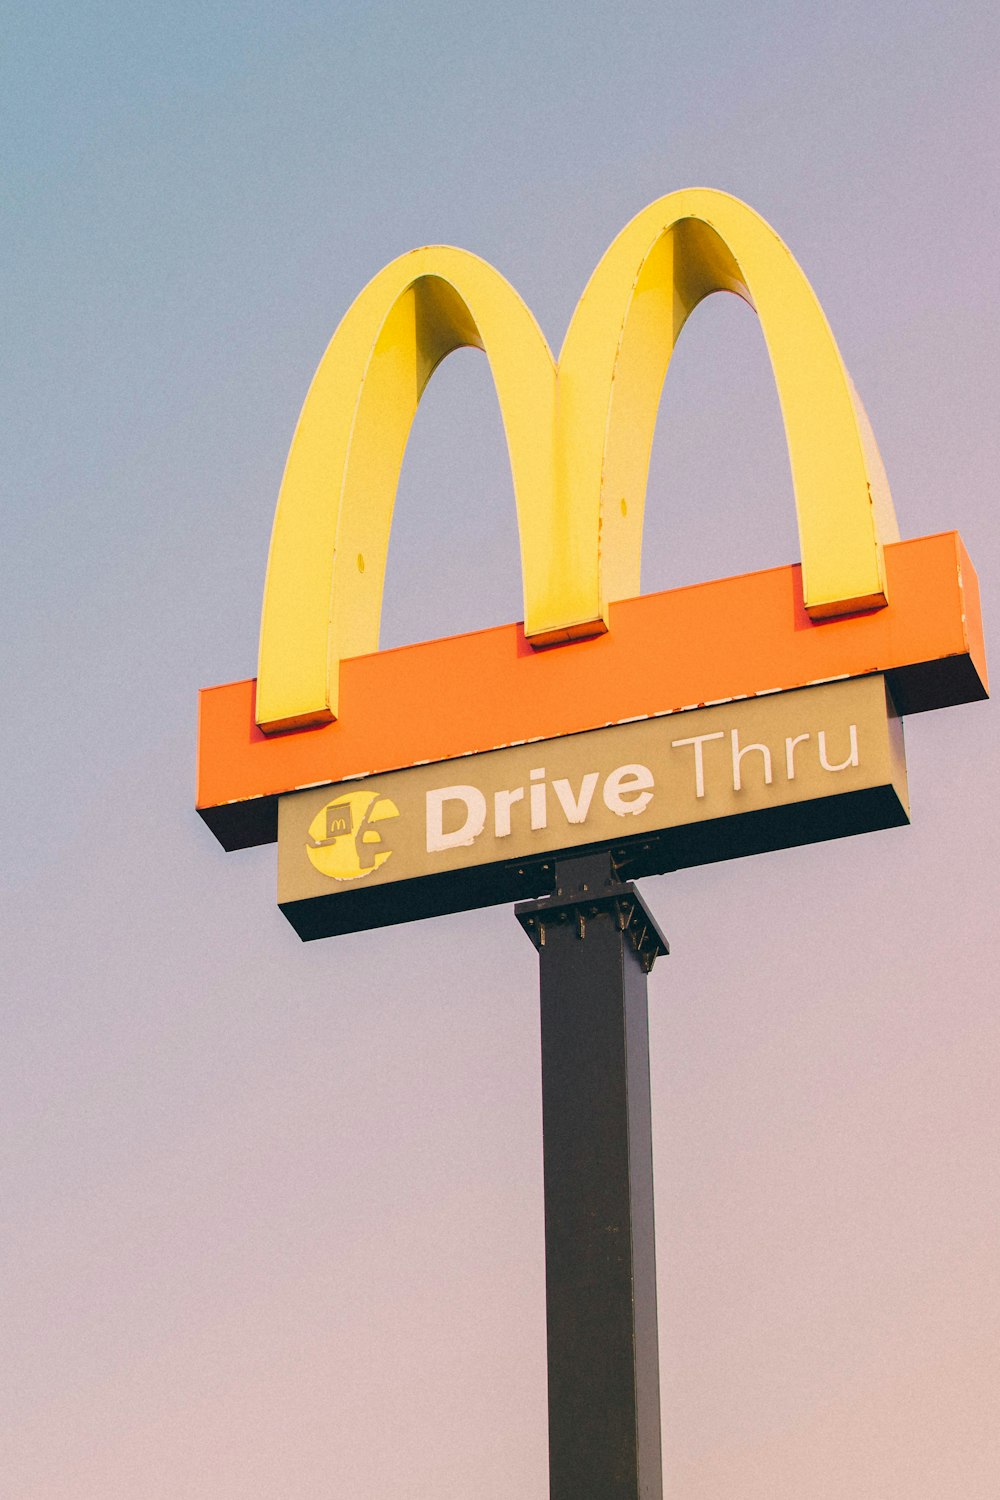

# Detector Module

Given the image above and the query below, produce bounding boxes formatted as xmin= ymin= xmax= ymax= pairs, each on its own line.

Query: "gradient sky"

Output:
xmin=4 ymin=2 xmax=999 ymax=1496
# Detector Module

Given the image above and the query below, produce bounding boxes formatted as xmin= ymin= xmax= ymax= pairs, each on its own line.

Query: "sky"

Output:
xmin=3 ymin=1 xmax=999 ymax=1496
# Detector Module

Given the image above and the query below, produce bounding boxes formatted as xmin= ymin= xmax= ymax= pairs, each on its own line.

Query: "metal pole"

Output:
xmin=516 ymin=851 xmax=668 ymax=1500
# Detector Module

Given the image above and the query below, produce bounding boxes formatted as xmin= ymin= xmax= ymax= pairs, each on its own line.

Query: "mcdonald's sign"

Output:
xmin=197 ymin=190 xmax=987 ymax=938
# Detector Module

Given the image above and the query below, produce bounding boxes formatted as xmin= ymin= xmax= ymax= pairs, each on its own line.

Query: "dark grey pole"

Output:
xmin=516 ymin=851 xmax=668 ymax=1500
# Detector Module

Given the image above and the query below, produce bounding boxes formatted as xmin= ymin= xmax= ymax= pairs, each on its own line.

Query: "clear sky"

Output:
xmin=3 ymin=2 xmax=998 ymax=1496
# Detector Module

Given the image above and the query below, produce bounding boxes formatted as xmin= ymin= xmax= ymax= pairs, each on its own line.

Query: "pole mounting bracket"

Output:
xmin=515 ymin=850 xmax=669 ymax=973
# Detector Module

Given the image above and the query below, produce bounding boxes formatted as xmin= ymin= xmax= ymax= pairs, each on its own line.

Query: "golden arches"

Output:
xmin=257 ymin=191 xmax=898 ymax=733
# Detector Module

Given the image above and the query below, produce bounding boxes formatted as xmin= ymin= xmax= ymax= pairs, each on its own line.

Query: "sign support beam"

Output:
xmin=516 ymin=853 xmax=668 ymax=1500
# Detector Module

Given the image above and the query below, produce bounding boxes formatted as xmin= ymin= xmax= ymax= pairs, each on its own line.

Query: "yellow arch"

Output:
xmin=554 ymin=188 xmax=898 ymax=631
xmin=256 ymin=248 xmax=559 ymax=731
xmin=257 ymin=191 xmax=898 ymax=733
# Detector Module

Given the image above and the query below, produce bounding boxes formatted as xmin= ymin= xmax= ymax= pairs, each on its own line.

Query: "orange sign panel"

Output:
xmin=199 ymin=532 xmax=985 ymax=852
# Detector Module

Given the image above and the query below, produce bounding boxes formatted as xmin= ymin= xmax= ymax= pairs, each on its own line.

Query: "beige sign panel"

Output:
xmin=278 ymin=676 xmax=908 ymax=938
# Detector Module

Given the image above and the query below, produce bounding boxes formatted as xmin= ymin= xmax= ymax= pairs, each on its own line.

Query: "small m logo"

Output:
xmin=323 ymin=805 xmax=352 ymax=840
xmin=306 ymin=790 xmax=399 ymax=881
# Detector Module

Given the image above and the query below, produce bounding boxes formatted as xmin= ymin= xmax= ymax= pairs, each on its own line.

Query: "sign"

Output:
xmin=197 ymin=189 xmax=987 ymax=930
xmin=278 ymin=677 xmax=908 ymax=938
